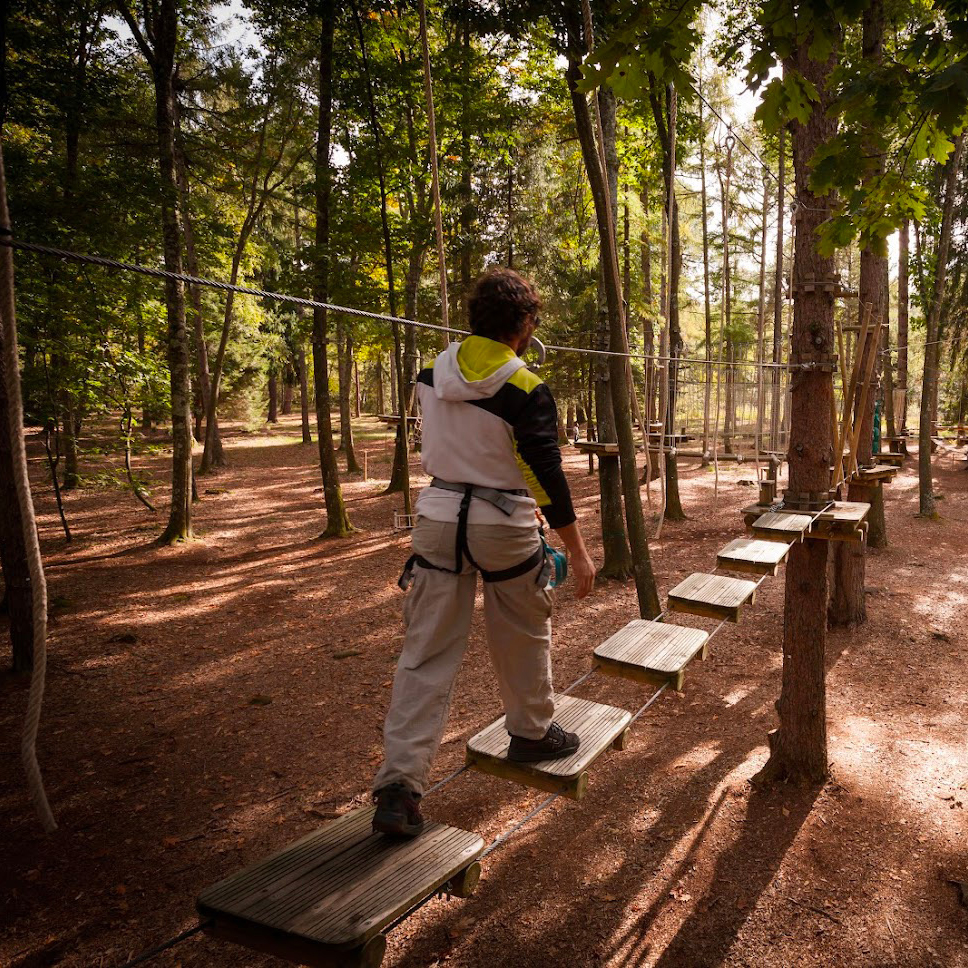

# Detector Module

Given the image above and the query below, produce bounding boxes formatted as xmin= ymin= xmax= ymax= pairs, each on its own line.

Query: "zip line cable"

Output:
xmin=1 ymin=236 xmax=799 ymax=370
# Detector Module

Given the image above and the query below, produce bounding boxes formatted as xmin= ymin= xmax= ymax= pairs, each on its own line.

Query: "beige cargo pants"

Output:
xmin=373 ymin=516 xmax=555 ymax=796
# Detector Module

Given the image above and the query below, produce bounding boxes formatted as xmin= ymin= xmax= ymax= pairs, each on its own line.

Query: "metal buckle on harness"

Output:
xmin=398 ymin=555 xmax=417 ymax=591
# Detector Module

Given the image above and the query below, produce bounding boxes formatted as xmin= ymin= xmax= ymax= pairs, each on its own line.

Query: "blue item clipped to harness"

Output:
xmin=540 ymin=532 xmax=568 ymax=588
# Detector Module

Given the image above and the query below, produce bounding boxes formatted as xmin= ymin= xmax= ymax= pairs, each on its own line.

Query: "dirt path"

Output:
xmin=2 ymin=418 xmax=966 ymax=967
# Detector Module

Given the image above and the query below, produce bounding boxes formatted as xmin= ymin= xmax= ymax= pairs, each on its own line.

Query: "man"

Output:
xmin=372 ymin=268 xmax=595 ymax=837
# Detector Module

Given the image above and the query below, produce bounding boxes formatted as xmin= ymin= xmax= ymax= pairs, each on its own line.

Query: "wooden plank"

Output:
xmin=751 ymin=510 xmax=814 ymax=543
xmin=594 ymin=620 xmax=710 ymax=690
xmin=573 ymin=441 xmax=619 ymax=456
xmin=716 ymin=537 xmax=792 ymax=576
xmin=197 ymin=807 xmax=483 ymax=961
xmin=854 ymin=465 xmax=897 ymax=483
xmin=379 ymin=414 xmax=418 ymax=425
xmin=814 ymin=501 xmax=870 ymax=526
xmin=875 ymin=452 xmax=904 ymax=466
xmin=667 ymin=572 xmax=758 ymax=623
xmin=465 ymin=694 xmax=632 ymax=801
xmin=846 ymin=310 xmax=884 ymax=481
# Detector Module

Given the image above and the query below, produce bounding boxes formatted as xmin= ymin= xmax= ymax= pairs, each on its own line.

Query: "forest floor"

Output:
xmin=2 ymin=415 xmax=968 ymax=968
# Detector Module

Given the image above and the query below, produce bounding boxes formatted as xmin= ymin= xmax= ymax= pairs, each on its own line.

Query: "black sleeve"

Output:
xmin=512 ymin=384 xmax=576 ymax=529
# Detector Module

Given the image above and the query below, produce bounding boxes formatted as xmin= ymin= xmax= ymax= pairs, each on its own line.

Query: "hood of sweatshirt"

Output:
xmin=431 ymin=335 xmax=526 ymax=402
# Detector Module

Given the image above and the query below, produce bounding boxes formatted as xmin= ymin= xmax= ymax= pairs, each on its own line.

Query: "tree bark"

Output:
xmin=175 ymin=108 xmax=221 ymax=463
xmin=338 ymin=323 xmax=361 ymax=472
xmin=459 ymin=0 xmax=472 ymax=320
xmin=699 ymin=100 xmax=713 ymax=460
xmin=897 ymin=219 xmax=910 ymax=449
xmin=594 ymin=297 xmax=634 ymax=578
xmin=593 ymin=91 xmax=633 ymax=578
xmin=298 ymin=348 xmax=312 ymax=444
xmin=919 ymin=134 xmax=964 ymax=517
xmin=313 ymin=0 xmax=352 ymax=537
xmin=566 ymin=44 xmax=660 ymax=618
xmin=771 ymin=126 xmax=786 ymax=451
xmin=0 ymin=339 xmax=32 ymax=673
xmin=756 ymin=174 xmax=769 ymax=453
xmin=831 ymin=0 xmax=888 ymax=624
xmin=118 ymin=0 xmax=193 ymax=543
xmin=649 ymin=82 xmax=685 ymax=520
xmin=754 ymin=30 xmax=837 ymax=788
xmin=351 ymin=0 xmax=410 ymax=513
xmin=282 ymin=367 xmax=294 ymax=415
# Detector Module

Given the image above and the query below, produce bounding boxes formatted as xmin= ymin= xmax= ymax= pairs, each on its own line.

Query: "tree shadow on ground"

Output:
xmin=649 ymin=783 xmax=821 ymax=967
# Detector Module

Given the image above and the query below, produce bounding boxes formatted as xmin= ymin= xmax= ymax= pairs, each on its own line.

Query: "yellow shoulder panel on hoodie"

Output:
xmin=507 ymin=366 xmax=542 ymax=394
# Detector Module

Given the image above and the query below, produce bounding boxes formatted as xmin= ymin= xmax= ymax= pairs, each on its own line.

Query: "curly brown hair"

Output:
xmin=468 ymin=268 xmax=542 ymax=343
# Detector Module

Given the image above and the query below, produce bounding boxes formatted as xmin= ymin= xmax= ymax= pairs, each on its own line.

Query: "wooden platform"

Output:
xmin=668 ymin=572 xmax=758 ymax=622
xmin=197 ymin=807 xmax=484 ymax=968
xmin=810 ymin=501 xmax=871 ymax=543
xmin=465 ymin=694 xmax=631 ymax=800
xmin=379 ymin=414 xmax=418 ymax=425
xmin=875 ymin=452 xmax=905 ymax=466
xmin=573 ymin=440 xmax=618 ymax=456
xmin=594 ymin=620 xmax=710 ymax=690
xmin=716 ymin=537 xmax=792 ymax=576
xmin=750 ymin=510 xmax=814 ymax=543
xmin=854 ymin=465 xmax=897 ymax=483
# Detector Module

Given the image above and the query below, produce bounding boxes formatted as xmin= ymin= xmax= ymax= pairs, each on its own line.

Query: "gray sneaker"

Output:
xmin=507 ymin=722 xmax=580 ymax=762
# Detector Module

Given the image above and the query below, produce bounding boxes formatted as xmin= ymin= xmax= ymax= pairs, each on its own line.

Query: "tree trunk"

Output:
xmin=754 ymin=31 xmax=837 ymax=788
xmin=141 ymin=0 xmax=193 ymax=544
xmin=771 ymin=126 xmax=786 ymax=452
xmin=756 ymin=175 xmax=769 ymax=454
xmin=459 ymin=0 xmax=472 ymax=321
xmin=313 ymin=0 xmax=352 ymax=537
xmin=385 ymin=243 xmax=424 ymax=494
xmin=650 ymin=84 xmax=685 ymax=520
xmin=199 ymin=244 xmax=249 ymax=473
xmin=338 ymin=323 xmax=361 ymax=472
xmin=0 ymin=341 xmax=32 ymax=673
xmin=699 ymin=100 xmax=713 ymax=460
xmin=282 ymin=367 xmax=294 ymax=415
xmin=175 ymin=110 xmax=221 ymax=464
xmin=61 ymin=405 xmax=79 ymax=488
xmin=566 ymin=47 xmax=660 ymax=618
xmin=352 ymin=0 xmax=410 ymax=513
xmin=881 ymin=255 xmax=896 ymax=442
xmin=267 ymin=369 xmax=278 ymax=423
xmin=831 ymin=0 xmax=888 ymax=624
xmin=376 ymin=357 xmax=385 ymax=418
xmin=639 ymin=185 xmax=657 ymax=429
xmin=594 ymin=297 xmax=633 ymax=578
xmin=299 ymin=348 xmax=312 ymax=444
xmin=919 ymin=133 xmax=964 ymax=517
xmin=897 ymin=219 xmax=910 ymax=448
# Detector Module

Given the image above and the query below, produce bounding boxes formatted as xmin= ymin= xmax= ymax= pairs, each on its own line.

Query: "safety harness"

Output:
xmin=398 ymin=478 xmax=551 ymax=590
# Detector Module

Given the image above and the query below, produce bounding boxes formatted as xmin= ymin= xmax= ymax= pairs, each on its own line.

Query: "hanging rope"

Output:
xmin=417 ymin=0 xmax=450 ymax=342
xmin=0 ymin=150 xmax=56 ymax=832
xmin=0 ymin=237 xmax=798 ymax=370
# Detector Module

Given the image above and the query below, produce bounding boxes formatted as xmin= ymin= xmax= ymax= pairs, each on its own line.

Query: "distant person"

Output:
xmin=372 ymin=268 xmax=596 ymax=837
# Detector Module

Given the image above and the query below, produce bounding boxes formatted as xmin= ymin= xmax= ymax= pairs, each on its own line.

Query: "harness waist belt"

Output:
xmin=429 ymin=477 xmax=528 ymax=517
xmin=398 ymin=479 xmax=546 ymax=590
